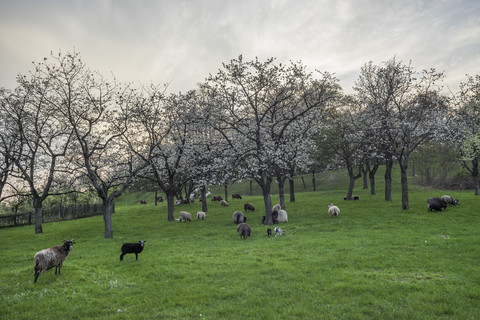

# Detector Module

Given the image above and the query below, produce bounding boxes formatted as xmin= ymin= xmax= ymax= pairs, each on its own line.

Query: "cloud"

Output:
xmin=0 ymin=0 xmax=479 ymax=94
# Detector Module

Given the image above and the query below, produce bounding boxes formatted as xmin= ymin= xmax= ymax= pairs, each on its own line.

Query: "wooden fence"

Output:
xmin=0 ymin=203 xmax=113 ymax=228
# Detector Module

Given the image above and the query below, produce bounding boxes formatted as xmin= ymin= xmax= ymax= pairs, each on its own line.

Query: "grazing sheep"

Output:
xmin=175 ymin=199 xmax=182 ymax=205
xmin=220 ymin=200 xmax=229 ymax=207
xmin=196 ymin=211 xmax=206 ymax=220
xmin=211 ymin=196 xmax=223 ymax=201
xmin=120 ymin=240 xmax=146 ymax=261
xmin=34 ymin=239 xmax=75 ymax=283
xmin=140 ymin=200 xmax=147 ymax=204
xmin=237 ymin=222 xmax=252 ymax=239
xmin=178 ymin=211 xmax=192 ymax=222
xmin=273 ymin=204 xmax=281 ymax=212
xmin=441 ymin=195 xmax=459 ymax=206
xmin=232 ymin=193 xmax=242 ymax=199
xmin=344 ymin=196 xmax=360 ymax=200
xmin=427 ymin=198 xmax=447 ymax=212
xmin=328 ymin=204 xmax=340 ymax=217
xmin=232 ymin=211 xmax=247 ymax=224
xmin=267 ymin=228 xmax=272 ymax=237
xmin=157 ymin=196 xmax=164 ymax=202
xmin=244 ymin=202 xmax=255 ymax=212
xmin=276 ymin=209 xmax=288 ymax=222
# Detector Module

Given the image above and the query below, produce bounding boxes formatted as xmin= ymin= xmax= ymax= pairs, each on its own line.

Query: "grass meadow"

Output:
xmin=0 ymin=170 xmax=479 ymax=319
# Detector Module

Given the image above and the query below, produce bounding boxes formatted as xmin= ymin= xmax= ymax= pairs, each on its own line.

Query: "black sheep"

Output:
xmin=232 ymin=193 xmax=242 ymax=199
xmin=120 ymin=240 xmax=146 ymax=261
xmin=267 ymin=228 xmax=272 ymax=237
xmin=427 ymin=198 xmax=447 ymax=212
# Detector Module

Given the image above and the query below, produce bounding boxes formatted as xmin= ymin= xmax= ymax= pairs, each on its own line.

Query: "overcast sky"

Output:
xmin=1 ymin=0 xmax=479 ymax=94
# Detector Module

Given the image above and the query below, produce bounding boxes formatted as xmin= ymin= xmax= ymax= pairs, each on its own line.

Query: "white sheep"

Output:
xmin=276 ymin=209 xmax=288 ymax=222
xmin=178 ymin=211 xmax=192 ymax=222
xmin=328 ymin=203 xmax=340 ymax=217
xmin=220 ymin=200 xmax=229 ymax=207
xmin=273 ymin=204 xmax=281 ymax=212
xmin=196 ymin=211 xmax=206 ymax=220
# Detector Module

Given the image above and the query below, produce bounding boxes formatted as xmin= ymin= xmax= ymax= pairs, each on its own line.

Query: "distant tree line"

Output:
xmin=0 ymin=51 xmax=478 ymax=237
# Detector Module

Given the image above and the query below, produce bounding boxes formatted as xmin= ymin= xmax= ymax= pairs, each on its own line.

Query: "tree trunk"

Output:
xmin=249 ymin=180 xmax=253 ymax=196
xmin=166 ymin=192 xmax=175 ymax=221
xmin=368 ymin=162 xmax=379 ymax=195
xmin=346 ymin=176 xmax=355 ymax=200
xmin=289 ymin=177 xmax=295 ymax=202
xmin=262 ymin=192 xmax=273 ymax=225
xmin=384 ymin=154 xmax=393 ymax=201
xmin=399 ymin=156 xmax=409 ymax=210
xmin=473 ymin=158 xmax=479 ymax=196
xmin=155 ymin=190 xmax=158 ymax=206
xmin=224 ymin=182 xmax=228 ymax=202
xmin=278 ymin=177 xmax=286 ymax=209
xmin=362 ymin=164 xmax=368 ymax=189
xmin=301 ymin=176 xmax=306 ymax=190
xmin=201 ymin=185 xmax=208 ymax=212
xmin=369 ymin=174 xmax=376 ymax=195
xmin=102 ymin=198 xmax=114 ymax=238
xmin=33 ymin=199 xmax=43 ymax=234
xmin=312 ymin=170 xmax=316 ymax=192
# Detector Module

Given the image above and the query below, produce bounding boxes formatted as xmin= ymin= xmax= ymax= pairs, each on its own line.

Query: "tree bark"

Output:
xmin=224 ymin=182 xmax=228 ymax=202
xmin=289 ymin=177 xmax=295 ymax=202
xmin=201 ymin=186 xmax=208 ymax=212
xmin=262 ymin=192 xmax=273 ymax=225
xmin=384 ymin=153 xmax=393 ymax=201
xmin=102 ymin=198 xmax=114 ymax=238
xmin=166 ymin=192 xmax=175 ymax=221
xmin=399 ymin=155 xmax=410 ymax=210
xmin=34 ymin=203 xmax=43 ymax=234
xmin=278 ymin=177 xmax=286 ymax=209
xmin=312 ymin=170 xmax=316 ymax=191
xmin=473 ymin=158 xmax=479 ymax=196
xmin=362 ymin=164 xmax=368 ymax=189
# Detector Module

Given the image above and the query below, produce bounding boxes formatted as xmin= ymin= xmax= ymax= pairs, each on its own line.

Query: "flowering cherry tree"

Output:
xmin=204 ymin=56 xmax=339 ymax=224
xmin=354 ymin=57 xmax=447 ymax=209
xmin=453 ymin=74 xmax=480 ymax=195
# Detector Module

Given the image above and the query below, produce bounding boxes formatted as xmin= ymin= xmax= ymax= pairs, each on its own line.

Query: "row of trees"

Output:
xmin=0 ymin=52 xmax=478 ymax=238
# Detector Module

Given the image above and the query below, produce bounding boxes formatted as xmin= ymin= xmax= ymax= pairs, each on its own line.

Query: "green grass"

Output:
xmin=1 ymin=171 xmax=479 ymax=319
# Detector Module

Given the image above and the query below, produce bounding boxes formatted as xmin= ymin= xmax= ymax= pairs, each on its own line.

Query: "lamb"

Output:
xmin=328 ymin=204 xmax=340 ymax=217
xmin=196 ymin=211 xmax=206 ymax=220
xmin=220 ymin=200 xmax=229 ymax=207
xmin=274 ymin=226 xmax=283 ymax=236
xmin=267 ymin=228 xmax=272 ymax=237
xmin=140 ymin=200 xmax=147 ymax=204
xmin=232 ymin=211 xmax=247 ymax=224
xmin=441 ymin=195 xmax=459 ymax=206
xmin=244 ymin=202 xmax=255 ymax=212
xmin=237 ymin=222 xmax=252 ymax=239
xmin=427 ymin=197 xmax=447 ymax=212
xmin=232 ymin=193 xmax=242 ymax=199
xmin=273 ymin=204 xmax=281 ymax=212
xmin=34 ymin=239 xmax=75 ymax=283
xmin=120 ymin=240 xmax=146 ymax=261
